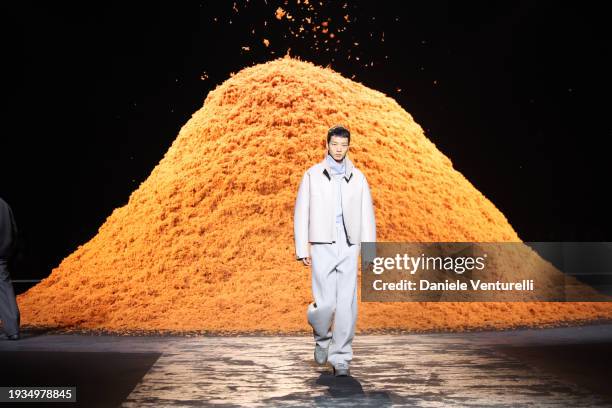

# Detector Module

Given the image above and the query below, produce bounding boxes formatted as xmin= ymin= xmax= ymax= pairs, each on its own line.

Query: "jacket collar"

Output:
xmin=321 ymin=153 xmax=354 ymax=182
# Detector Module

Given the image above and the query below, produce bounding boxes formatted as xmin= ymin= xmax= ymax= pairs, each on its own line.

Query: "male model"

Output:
xmin=0 ymin=197 xmax=20 ymax=340
xmin=294 ymin=125 xmax=376 ymax=376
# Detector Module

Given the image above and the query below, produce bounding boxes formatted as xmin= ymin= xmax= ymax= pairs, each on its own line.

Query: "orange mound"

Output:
xmin=16 ymin=56 xmax=612 ymax=333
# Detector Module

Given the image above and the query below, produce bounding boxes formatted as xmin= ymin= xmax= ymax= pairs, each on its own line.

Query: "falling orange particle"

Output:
xmin=263 ymin=38 xmax=270 ymax=47
xmin=241 ymin=46 xmax=250 ymax=51
xmin=275 ymin=7 xmax=286 ymax=20
xmin=16 ymin=57 xmax=612 ymax=333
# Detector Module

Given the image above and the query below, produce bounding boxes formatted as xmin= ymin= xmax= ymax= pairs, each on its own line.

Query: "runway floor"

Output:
xmin=1 ymin=323 xmax=612 ymax=407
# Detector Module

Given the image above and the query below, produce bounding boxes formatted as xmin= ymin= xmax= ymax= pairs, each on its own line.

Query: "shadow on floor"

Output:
xmin=259 ymin=370 xmax=394 ymax=407
xmin=495 ymin=341 xmax=612 ymax=403
xmin=0 ymin=351 xmax=161 ymax=408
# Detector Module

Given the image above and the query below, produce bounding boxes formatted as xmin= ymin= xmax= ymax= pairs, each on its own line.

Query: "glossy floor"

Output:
xmin=1 ymin=324 xmax=611 ymax=407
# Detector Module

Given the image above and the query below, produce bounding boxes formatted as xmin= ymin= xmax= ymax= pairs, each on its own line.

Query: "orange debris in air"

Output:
xmin=263 ymin=38 xmax=270 ymax=47
xmin=275 ymin=7 xmax=286 ymax=20
xmin=16 ymin=57 xmax=612 ymax=333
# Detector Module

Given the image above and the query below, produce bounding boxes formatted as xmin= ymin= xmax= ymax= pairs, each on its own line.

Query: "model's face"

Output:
xmin=327 ymin=136 xmax=349 ymax=162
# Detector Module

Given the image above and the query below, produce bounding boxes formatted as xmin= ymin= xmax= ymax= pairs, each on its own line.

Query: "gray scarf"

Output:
xmin=326 ymin=153 xmax=345 ymax=177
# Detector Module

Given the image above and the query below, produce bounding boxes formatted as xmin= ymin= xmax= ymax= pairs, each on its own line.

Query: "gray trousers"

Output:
xmin=307 ymin=222 xmax=359 ymax=366
xmin=0 ymin=260 xmax=20 ymax=336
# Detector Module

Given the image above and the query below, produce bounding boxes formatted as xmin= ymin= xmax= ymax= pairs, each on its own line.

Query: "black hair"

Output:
xmin=327 ymin=125 xmax=350 ymax=144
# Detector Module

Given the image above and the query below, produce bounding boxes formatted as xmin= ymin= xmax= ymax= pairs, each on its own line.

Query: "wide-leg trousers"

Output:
xmin=0 ymin=260 xmax=20 ymax=336
xmin=307 ymin=222 xmax=359 ymax=366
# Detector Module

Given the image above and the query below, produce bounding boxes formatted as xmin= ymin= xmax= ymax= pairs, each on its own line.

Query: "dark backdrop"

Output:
xmin=2 ymin=1 xmax=610 ymax=281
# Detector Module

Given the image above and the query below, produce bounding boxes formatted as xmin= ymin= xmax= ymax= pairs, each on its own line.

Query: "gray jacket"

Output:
xmin=0 ymin=197 xmax=18 ymax=261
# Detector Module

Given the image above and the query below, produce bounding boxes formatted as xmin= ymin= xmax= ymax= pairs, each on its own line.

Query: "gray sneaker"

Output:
xmin=333 ymin=362 xmax=350 ymax=377
xmin=314 ymin=344 xmax=328 ymax=365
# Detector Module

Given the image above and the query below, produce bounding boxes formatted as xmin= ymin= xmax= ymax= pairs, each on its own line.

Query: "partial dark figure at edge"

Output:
xmin=0 ymin=197 xmax=21 ymax=340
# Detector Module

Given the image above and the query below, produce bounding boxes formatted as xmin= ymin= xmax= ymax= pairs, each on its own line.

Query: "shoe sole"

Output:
xmin=333 ymin=367 xmax=350 ymax=377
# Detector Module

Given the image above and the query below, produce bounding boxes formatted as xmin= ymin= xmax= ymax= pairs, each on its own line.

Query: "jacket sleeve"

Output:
xmin=361 ymin=176 xmax=376 ymax=243
xmin=294 ymin=172 xmax=310 ymax=260
xmin=360 ymin=176 xmax=377 ymax=265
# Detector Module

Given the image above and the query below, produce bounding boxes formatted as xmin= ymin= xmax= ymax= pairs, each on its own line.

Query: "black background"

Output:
xmin=2 ymin=1 xmax=611 ymax=281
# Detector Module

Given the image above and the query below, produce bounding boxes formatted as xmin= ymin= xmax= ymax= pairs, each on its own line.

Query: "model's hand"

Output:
xmin=302 ymin=257 xmax=312 ymax=266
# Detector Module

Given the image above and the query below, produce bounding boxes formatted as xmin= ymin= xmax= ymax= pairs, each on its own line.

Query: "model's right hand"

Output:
xmin=302 ymin=257 xmax=312 ymax=266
